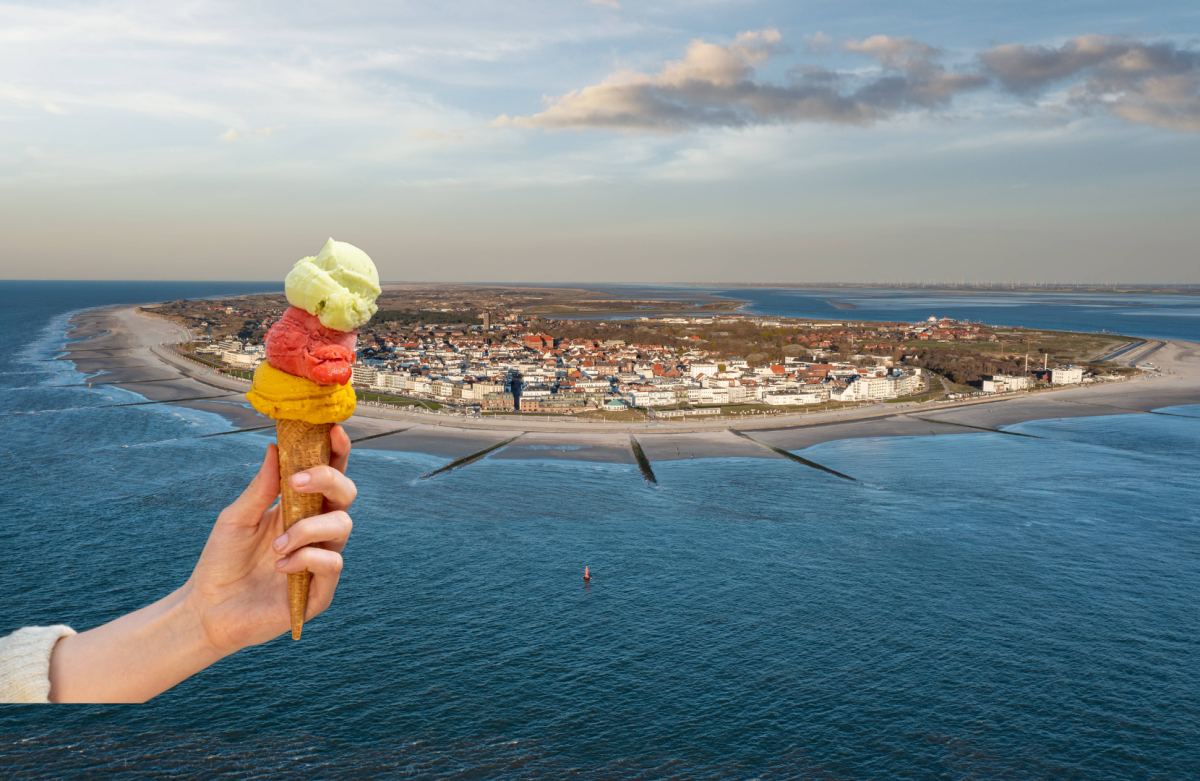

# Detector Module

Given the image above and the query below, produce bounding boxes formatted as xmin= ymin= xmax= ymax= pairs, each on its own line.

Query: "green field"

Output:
xmin=356 ymin=390 xmax=442 ymax=410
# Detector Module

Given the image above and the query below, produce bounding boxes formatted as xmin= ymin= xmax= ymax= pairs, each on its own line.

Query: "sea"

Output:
xmin=574 ymin=285 xmax=1200 ymax=342
xmin=1 ymin=280 xmax=1198 ymax=779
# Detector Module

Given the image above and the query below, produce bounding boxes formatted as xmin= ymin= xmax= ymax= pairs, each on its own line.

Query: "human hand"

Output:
xmin=47 ymin=426 xmax=356 ymax=702
xmin=186 ymin=424 xmax=356 ymax=654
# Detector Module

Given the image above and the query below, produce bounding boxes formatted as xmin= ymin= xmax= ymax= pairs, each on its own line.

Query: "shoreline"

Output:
xmin=53 ymin=304 xmax=1200 ymax=469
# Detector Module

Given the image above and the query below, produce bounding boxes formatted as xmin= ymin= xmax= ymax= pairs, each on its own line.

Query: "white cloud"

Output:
xmin=220 ymin=125 xmax=286 ymax=142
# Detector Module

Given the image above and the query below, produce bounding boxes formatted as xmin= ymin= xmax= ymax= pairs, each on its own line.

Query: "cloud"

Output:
xmin=803 ymin=31 xmax=832 ymax=55
xmin=409 ymin=128 xmax=467 ymax=143
xmin=588 ymin=0 xmax=621 ymax=8
xmin=495 ymin=29 xmax=986 ymax=133
xmin=980 ymin=35 xmax=1200 ymax=132
xmin=497 ymin=31 xmax=1200 ymax=135
xmin=842 ymin=35 xmax=989 ymax=109
xmin=220 ymin=125 xmax=286 ymax=142
xmin=981 ymin=35 xmax=1131 ymax=93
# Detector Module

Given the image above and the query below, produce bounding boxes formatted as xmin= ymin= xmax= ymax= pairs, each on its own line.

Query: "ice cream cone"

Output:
xmin=247 ymin=237 xmax=378 ymax=643
xmin=275 ymin=418 xmax=333 ymax=640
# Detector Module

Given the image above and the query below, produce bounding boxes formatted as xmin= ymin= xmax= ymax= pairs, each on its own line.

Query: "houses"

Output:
xmin=215 ymin=309 xmax=961 ymax=416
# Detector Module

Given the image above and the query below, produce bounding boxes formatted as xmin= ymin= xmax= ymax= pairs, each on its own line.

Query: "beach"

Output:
xmin=62 ymin=305 xmax=1200 ymax=472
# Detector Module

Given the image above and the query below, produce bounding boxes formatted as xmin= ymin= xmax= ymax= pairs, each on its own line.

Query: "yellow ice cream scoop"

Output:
xmin=246 ymin=361 xmax=357 ymax=425
xmin=285 ymin=238 xmax=381 ymax=332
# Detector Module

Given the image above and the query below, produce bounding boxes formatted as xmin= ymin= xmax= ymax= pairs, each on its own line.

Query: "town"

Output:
xmin=154 ymin=295 xmax=1133 ymax=419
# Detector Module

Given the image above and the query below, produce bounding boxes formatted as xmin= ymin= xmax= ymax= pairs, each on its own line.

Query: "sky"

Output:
xmin=1 ymin=1 xmax=1198 ymax=283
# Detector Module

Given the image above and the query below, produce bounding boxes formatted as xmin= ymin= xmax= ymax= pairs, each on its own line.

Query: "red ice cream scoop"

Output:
xmin=265 ymin=306 xmax=358 ymax=385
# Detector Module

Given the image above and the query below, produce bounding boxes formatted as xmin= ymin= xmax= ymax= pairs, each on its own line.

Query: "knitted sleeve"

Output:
xmin=0 ymin=626 xmax=76 ymax=703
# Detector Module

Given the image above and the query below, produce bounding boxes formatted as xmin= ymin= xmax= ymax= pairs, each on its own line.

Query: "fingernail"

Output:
xmin=273 ymin=533 xmax=289 ymax=552
xmin=277 ymin=555 xmax=290 ymax=568
xmin=292 ymin=472 xmax=311 ymax=488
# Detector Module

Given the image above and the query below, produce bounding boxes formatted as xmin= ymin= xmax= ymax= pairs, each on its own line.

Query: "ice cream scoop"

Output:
xmin=285 ymin=238 xmax=381 ymax=332
xmin=265 ymin=306 xmax=357 ymax=386
xmin=246 ymin=361 xmax=358 ymax=425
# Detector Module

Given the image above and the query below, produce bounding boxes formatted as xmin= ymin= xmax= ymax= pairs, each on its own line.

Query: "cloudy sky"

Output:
xmin=1 ymin=1 xmax=1198 ymax=282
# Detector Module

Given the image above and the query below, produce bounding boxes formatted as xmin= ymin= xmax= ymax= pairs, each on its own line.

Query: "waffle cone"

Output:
xmin=276 ymin=418 xmax=333 ymax=640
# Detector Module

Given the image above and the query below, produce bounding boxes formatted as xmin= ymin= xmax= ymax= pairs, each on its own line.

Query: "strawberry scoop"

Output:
xmin=264 ymin=306 xmax=358 ymax=386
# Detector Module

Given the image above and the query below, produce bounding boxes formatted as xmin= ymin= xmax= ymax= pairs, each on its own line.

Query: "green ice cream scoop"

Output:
xmin=285 ymin=238 xmax=381 ymax=332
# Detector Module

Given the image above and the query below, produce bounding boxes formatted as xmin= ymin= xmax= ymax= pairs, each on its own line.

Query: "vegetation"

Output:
xmin=369 ymin=309 xmax=481 ymax=327
xmin=356 ymin=390 xmax=442 ymax=410
xmin=573 ymin=409 xmax=648 ymax=422
xmin=905 ymin=349 xmax=1030 ymax=386
xmin=540 ymin=318 xmax=859 ymax=366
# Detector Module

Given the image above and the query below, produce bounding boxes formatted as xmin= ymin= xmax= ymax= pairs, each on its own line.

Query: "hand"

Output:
xmin=186 ymin=424 xmax=356 ymax=653
xmin=47 ymin=425 xmax=356 ymax=702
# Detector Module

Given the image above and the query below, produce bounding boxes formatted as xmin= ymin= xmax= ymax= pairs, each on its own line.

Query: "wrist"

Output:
xmin=177 ymin=579 xmax=243 ymax=659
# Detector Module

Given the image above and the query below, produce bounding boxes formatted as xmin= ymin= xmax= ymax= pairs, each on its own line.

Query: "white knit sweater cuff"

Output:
xmin=0 ymin=625 xmax=76 ymax=704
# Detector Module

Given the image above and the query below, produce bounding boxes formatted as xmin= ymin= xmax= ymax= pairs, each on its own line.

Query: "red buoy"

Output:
xmin=583 ymin=566 xmax=590 ymax=581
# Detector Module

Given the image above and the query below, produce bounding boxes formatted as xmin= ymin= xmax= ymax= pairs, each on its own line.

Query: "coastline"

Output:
xmin=57 ymin=304 xmax=1200 ymax=469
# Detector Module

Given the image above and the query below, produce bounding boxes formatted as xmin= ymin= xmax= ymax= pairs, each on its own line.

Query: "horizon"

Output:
xmin=5 ymin=279 xmax=1200 ymax=290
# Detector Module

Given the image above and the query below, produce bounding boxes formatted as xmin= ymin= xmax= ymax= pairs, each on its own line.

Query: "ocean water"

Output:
xmin=2 ymin=282 xmax=1199 ymax=779
xmin=580 ymin=284 xmax=1200 ymax=342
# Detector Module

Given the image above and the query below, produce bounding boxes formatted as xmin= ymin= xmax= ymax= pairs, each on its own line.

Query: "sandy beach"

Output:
xmin=57 ymin=305 xmax=1200 ymax=475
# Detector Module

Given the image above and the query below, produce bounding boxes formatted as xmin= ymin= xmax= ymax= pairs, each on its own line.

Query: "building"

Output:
xmin=631 ymin=388 xmax=678 ymax=407
xmin=481 ymin=392 xmax=514 ymax=411
xmin=223 ymin=352 xmax=260 ymax=368
xmin=1051 ymin=366 xmax=1084 ymax=385
xmin=482 ymin=312 xmax=491 ymax=331
xmin=524 ymin=334 xmax=554 ymax=351
xmin=849 ymin=375 xmax=894 ymax=401
xmin=981 ymin=374 xmax=1031 ymax=393
xmin=430 ymin=379 xmax=456 ymax=399
xmin=763 ymin=392 xmax=819 ymax=405
xmin=350 ymin=365 xmax=379 ymax=386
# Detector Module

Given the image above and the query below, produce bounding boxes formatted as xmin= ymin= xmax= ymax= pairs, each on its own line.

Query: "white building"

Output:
xmin=632 ymin=388 xmax=678 ymax=407
xmin=374 ymin=372 xmax=408 ymax=390
xmin=222 ymin=350 xmax=260 ymax=368
xmin=850 ymin=375 xmax=894 ymax=401
xmin=350 ymin=365 xmax=379 ymax=386
xmin=689 ymin=362 xmax=720 ymax=378
xmin=981 ymin=374 xmax=1031 ymax=393
xmin=890 ymin=373 xmax=920 ymax=397
xmin=1051 ymin=367 xmax=1083 ymax=385
xmin=697 ymin=387 xmax=737 ymax=405
xmin=763 ymin=392 xmax=819 ymax=405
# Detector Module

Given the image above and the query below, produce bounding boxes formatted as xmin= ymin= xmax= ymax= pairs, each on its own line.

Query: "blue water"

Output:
xmin=2 ymin=282 xmax=1199 ymax=779
xmin=580 ymin=284 xmax=1200 ymax=342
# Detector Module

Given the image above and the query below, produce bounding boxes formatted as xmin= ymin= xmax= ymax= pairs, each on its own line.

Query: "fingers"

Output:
xmin=273 ymin=510 xmax=353 ymax=556
xmin=276 ymin=545 xmax=344 ymax=620
xmin=330 ymin=424 xmax=351 ymax=473
xmin=289 ymin=465 xmax=357 ymax=512
xmin=218 ymin=445 xmax=280 ymax=527
xmin=275 ymin=544 xmax=344 ymax=577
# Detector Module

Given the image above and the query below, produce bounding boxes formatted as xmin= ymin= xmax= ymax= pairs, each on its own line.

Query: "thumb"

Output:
xmin=219 ymin=445 xmax=281 ymax=526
